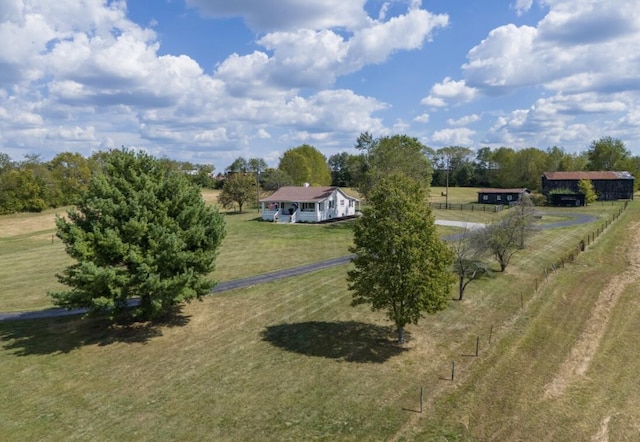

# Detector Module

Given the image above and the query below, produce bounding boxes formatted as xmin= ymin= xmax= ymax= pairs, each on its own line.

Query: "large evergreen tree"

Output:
xmin=347 ymin=174 xmax=453 ymax=344
xmin=50 ymin=148 xmax=226 ymax=320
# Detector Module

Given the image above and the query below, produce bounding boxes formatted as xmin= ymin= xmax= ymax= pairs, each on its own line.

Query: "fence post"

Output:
xmin=520 ymin=292 xmax=524 ymax=308
xmin=475 ymin=336 xmax=480 ymax=356
xmin=420 ymin=387 xmax=424 ymax=413
xmin=451 ymin=361 xmax=455 ymax=381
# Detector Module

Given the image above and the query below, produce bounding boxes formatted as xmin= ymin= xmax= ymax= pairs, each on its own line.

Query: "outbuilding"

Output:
xmin=477 ymin=188 xmax=529 ymax=205
xmin=548 ymin=193 xmax=586 ymax=207
xmin=541 ymin=171 xmax=634 ymax=201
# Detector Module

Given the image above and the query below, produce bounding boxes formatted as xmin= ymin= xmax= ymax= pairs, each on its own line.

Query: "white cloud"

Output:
xmin=421 ymin=96 xmax=446 ymax=107
xmin=462 ymin=0 xmax=640 ymax=96
xmin=215 ymin=5 xmax=449 ymax=92
xmin=481 ymin=90 xmax=630 ymax=149
xmin=378 ymin=2 xmax=391 ymax=21
xmin=447 ymin=114 xmax=481 ymax=126
xmin=414 ymin=113 xmax=430 ymax=123
xmin=348 ymin=8 xmax=448 ymax=65
xmin=513 ymin=0 xmax=534 ymax=16
xmin=421 ymin=77 xmax=477 ymax=107
xmin=0 ymin=1 xmax=401 ymax=165
xmin=431 ymin=128 xmax=475 ymax=146
xmin=256 ymin=129 xmax=271 ymax=139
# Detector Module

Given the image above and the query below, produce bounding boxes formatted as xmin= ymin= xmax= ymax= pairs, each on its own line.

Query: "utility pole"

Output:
xmin=445 ymin=165 xmax=449 ymax=209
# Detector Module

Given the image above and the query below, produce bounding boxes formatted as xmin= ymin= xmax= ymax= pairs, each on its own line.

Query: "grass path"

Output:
xmin=543 ymin=220 xmax=640 ymax=400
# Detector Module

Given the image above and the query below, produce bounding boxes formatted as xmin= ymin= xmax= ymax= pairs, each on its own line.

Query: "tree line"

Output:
xmin=0 ymin=151 xmax=216 ymax=215
xmin=221 ymin=134 xmax=637 ymax=213
xmin=2 ymin=135 xmax=634 ymax=215
xmin=330 ymin=135 xmax=640 ymax=192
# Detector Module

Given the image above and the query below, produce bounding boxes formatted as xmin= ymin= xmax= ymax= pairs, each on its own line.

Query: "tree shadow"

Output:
xmin=261 ymin=321 xmax=410 ymax=363
xmin=0 ymin=308 xmax=191 ymax=356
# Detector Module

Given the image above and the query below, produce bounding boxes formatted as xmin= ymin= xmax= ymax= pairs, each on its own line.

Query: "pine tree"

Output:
xmin=50 ymin=148 xmax=226 ymax=320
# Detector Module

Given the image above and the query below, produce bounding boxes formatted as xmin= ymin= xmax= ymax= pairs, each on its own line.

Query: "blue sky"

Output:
xmin=1 ymin=0 xmax=638 ymax=171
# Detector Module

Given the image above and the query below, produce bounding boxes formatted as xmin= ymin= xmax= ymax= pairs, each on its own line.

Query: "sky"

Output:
xmin=1 ymin=0 xmax=639 ymax=171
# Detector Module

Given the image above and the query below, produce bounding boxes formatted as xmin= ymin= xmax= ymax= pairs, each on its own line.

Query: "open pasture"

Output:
xmin=0 ymin=192 xmax=636 ymax=439
xmin=0 ymin=186 xmax=640 ymax=440
xmin=0 ymin=189 xmax=623 ymax=313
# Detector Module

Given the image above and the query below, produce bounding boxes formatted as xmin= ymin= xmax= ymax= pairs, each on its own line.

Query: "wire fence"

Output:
xmin=430 ymin=203 xmax=505 ymax=212
xmin=437 ymin=199 xmax=630 ymax=389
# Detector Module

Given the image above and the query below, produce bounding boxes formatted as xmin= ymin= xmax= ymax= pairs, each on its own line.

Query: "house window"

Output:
xmin=340 ymin=200 xmax=345 ymax=206
xmin=301 ymin=202 xmax=315 ymax=211
xmin=349 ymin=200 xmax=354 ymax=207
xmin=319 ymin=202 xmax=324 ymax=211
xmin=496 ymin=195 xmax=502 ymax=201
xmin=507 ymin=195 xmax=512 ymax=201
xmin=329 ymin=200 xmax=334 ymax=209
xmin=482 ymin=195 xmax=488 ymax=201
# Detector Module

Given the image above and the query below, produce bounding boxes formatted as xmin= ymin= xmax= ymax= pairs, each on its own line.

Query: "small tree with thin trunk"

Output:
xmin=512 ymin=192 xmax=537 ymax=248
xmin=472 ymin=206 xmax=531 ymax=272
xmin=578 ymin=179 xmax=597 ymax=205
xmin=450 ymin=227 xmax=491 ymax=301
xmin=347 ymin=174 xmax=453 ymax=344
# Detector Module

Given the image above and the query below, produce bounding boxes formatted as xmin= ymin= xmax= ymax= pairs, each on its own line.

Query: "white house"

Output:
xmin=261 ymin=185 xmax=360 ymax=223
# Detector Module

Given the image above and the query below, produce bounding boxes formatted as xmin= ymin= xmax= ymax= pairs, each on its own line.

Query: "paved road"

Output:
xmin=0 ymin=212 xmax=599 ymax=322
xmin=0 ymin=256 xmax=356 ymax=322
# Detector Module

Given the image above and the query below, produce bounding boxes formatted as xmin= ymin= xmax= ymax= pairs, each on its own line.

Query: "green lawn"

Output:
xmin=0 ymin=195 xmax=635 ymax=440
xmin=0 ymin=205 xmax=355 ymax=312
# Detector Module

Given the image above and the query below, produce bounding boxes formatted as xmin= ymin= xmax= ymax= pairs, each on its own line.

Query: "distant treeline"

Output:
xmin=329 ymin=136 xmax=640 ymax=193
xmin=2 ymin=135 xmax=636 ymax=214
xmin=0 ymin=151 xmax=216 ymax=214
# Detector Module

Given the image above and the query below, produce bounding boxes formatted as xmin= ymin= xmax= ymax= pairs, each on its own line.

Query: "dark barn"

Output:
xmin=477 ymin=188 xmax=529 ymax=205
xmin=542 ymin=171 xmax=635 ymax=201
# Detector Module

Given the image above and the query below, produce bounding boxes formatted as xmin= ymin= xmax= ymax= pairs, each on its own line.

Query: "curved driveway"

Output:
xmin=0 ymin=211 xmax=599 ymax=322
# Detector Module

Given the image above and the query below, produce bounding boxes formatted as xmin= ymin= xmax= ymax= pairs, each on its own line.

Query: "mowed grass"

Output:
xmin=0 ymin=210 xmax=74 ymax=312
xmin=0 ymin=193 xmax=635 ymax=439
xmin=0 ymin=190 xmax=355 ymax=312
xmin=0 ymin=187 xmax=501 ymax=313
xmin=0 ymin=268 xmax=430 ymax=441
xmin=411 ymin=200 xmax=640 ymax=441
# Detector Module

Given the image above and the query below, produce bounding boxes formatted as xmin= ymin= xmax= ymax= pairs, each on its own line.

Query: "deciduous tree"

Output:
xmin=578 ymin=179 xmax=597 ymax=204
xmin=356 ymin=134 xmax=432 ymax=198
xmin=586 ymin=136 xmax=630 ymax=171
xmin=278 ymin=144 xmax=331 ymax=186
xmin=472 ymin=196 xmax=535 ymax=272
xmin=511 ymin=192 xmax=537 ymax=248
xmin=49 ymin=152 xmax=92 ymax=205
xmin=450 ymin=227 xmax=491 ymax=301
xmin=348 ymin=175 xmax=453 ymax=344
xmin=50 ymin=148 xmax=226 ymax=320
xmin=218 ymin=172 xmax=255 ymax=213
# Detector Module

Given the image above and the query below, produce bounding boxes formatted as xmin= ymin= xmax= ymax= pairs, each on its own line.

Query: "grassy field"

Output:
xmin=0 ymin=188 xmax=637 ymax=440
xmin=0 ymin=186 xmax=623 ymax=313
xmin=0 ymin=187 xmax=499 ymax=312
